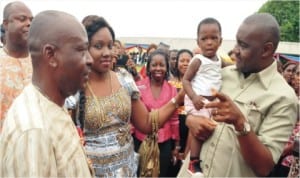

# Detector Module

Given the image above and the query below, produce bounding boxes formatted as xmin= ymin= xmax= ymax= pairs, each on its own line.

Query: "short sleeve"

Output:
xmin=116 ymin=68 xmax=140 ymax=100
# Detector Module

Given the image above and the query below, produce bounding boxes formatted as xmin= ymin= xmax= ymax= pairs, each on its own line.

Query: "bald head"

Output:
xmin=243 ymin=13 xmax=280 ymax=51
xmin=28 ymin=10 xmax=87 ymax=66
xmin=3 ymin=1 xmax=30 ymax=20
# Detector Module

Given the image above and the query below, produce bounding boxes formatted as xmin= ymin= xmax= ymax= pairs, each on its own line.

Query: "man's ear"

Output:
xmin=43 ymin=44 xmax=58 ymax=68
xmin=262 ymin=42 xmax=274 ymax=58
xmin=3 ymin=20 xmax=8 ymax=31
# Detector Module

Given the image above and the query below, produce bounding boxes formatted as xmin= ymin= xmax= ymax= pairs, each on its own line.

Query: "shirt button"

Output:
xmin=210 ymin=142 xmax=215 ymax=147
xmin=205 ymin=164 xmax=209 ymax=169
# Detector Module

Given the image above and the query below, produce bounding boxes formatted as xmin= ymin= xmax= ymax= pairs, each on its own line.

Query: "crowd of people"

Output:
xmin=0 ymin=1 xmax=299 ymax=178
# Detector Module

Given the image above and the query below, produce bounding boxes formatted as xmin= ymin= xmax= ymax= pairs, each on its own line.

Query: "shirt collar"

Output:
xmin=257 ymin=61 xmax=277 ymax=90
xmin=231 ymin=60 xmax=277 ymax=90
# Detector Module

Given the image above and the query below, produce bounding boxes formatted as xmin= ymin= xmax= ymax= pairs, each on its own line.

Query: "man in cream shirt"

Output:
xmin=0 ymin=10 xmax=94 ymax=177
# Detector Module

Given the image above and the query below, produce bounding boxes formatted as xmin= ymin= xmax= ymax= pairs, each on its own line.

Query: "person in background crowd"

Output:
xmin=291 ymin=64 xmax=300 ymax=98
xmin=113 ymin=39 xmax=122 ymax=56
xmin=168 ymin=49 xmax=193 ymax=176
xmin=134 ymin=49 xmax=179 ymax=177
xmin=178 ymin=13 xmax=298 ymax=177
xmin=282 ymin=61 xmax=297 ymax=85
xmin=111 ymin=39 xmax=141 ymax=81
xmin=74 ymin=15 xmax=184 ymax=177
xmin=134 ymin=45 xmax=144 ymax=65
xmin=140 ymin=43 xmax=157 ymax=78
xmin=0 ymin=1 xmax=33 ymax=130
xmin=125 ymin=55 xmax=142 ymax=81
xmin=0 ymin=10 xmax=94 ymax=177
xmin=169 ymin=49 xmax=178 ymax=78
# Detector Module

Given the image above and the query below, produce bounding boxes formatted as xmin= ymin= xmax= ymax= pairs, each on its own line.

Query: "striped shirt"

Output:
xmin=0 ymin=84 xmax=93 ymax=177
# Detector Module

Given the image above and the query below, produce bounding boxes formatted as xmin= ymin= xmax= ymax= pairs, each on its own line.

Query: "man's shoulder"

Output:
xmin=3 ymin=86 xmax=44 ymax=132
xmin=0 ymin=53 xmax=18 ymax=67
xmin=221 ymin=65 xmax=237 ymax=76
xmin=270 ymin=73 xmax=297 ymax=101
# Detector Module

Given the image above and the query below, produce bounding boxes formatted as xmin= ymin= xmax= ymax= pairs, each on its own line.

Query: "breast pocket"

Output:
xmin=246 ymin=107 xmax=263 ymax=133
xmin=237 ymin=100 xmax=264 ymax=133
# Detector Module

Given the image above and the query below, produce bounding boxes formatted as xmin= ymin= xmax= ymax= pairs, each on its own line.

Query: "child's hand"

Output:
xmin=192 ymin=95 xmax=205 ymax=110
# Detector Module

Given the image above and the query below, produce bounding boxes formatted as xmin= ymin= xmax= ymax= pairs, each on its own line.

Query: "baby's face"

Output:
xmin=197 ymin=23 xmax=222 ymax=59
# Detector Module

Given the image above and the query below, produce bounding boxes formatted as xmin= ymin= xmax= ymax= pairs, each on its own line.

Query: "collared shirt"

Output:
xmin=0 ymin=84 xmax=93 ymax=177
xmin=0 ymin=50 xmax=32 ymax=130
xmin=178 ymin=61 xmax=298 ymax=177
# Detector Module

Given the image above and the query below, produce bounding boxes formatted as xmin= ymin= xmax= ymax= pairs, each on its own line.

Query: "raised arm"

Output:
xmin=131 ymin=89 xmax=185 ymax=134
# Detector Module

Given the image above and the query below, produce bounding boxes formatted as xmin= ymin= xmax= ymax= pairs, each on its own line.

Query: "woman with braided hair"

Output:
xmin=72 ymin=15 xmax=184 ymax=177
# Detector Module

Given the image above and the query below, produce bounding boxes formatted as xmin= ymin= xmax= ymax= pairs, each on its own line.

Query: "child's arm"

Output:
xmin=182 ymin=58 xmax=200 ymax=99
xmin=182 ymin=58 xmax=204 ymax=110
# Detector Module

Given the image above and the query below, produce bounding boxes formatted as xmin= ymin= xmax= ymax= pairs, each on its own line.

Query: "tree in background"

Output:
xmin=258 ymin=0 xmax=299 ymax=42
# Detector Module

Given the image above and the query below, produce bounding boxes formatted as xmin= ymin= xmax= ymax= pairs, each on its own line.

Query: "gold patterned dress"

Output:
xmin=84 ymin=69 xmax=139 ymax=177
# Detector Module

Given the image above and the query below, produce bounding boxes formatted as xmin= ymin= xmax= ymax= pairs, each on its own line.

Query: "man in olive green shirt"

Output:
xmin=178 ymin=13 xmax=298 ymax=177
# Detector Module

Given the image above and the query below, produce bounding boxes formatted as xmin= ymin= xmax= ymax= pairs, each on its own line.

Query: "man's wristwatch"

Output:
xmin=235 ymin=121 xmax=251 ymax=136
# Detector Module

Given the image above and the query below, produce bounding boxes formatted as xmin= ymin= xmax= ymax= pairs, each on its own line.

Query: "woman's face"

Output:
xmin=88 ymin=27 xmax=113 ymax=73
xmin=177 ymin=52 xmax=192 ymax=77
xmin=149 ymin=54 xmax=167 ymax=83
xmin=283 ymin=63 xmax=297 ymax=83
xmin=112 ymin=41 xmax=121 ymax=56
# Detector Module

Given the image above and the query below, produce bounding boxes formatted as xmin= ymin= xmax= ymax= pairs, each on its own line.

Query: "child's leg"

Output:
xmin=190 ymin=134 xmax=203 ymax=159
xmin=188 ymin=133 xmax=203 ymax=174
xmin=189 ymin=108 xmax=210 ymax=160
xmin=187 ymin=114 xmax=206 ymax=174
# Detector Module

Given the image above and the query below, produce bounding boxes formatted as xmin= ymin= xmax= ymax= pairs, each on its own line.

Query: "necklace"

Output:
xmin=87 ymin=71 xmax=112 ymax=127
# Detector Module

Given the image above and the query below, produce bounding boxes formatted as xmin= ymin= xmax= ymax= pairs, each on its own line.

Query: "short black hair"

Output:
xmin=174 ymin=49 xmax=193 ymax=80
xmin=146 ymin=49 xmax=170 ymax=80
xmin=197 ymin=17 xmax=222 ymax=37
xmin=82 ymin=15 xmax=115 ymax=42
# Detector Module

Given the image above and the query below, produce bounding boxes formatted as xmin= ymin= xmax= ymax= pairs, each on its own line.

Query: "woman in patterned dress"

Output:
xmin=74 ymin=15 xmax=184 ymax=177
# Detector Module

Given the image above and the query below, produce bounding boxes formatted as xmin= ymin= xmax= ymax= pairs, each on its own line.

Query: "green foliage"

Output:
xmin=258 ymin=0 xmax=299 ymax=42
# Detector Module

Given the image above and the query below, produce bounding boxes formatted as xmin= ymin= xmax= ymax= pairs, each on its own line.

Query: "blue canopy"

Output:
xmin=281 ymin=54 xmax=300 ymax=63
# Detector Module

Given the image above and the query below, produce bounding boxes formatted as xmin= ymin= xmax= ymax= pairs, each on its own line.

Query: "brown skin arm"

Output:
xmin=185 ymin=115 xmax=217 ymax=141
xmin=182 ymin=58 xmax=205 ymax=110
xmin=205 ymin=91 xmax=274 ymax=176
xmin=131 ymin=89 xmax=185 ymax=134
